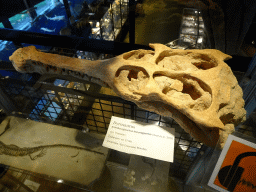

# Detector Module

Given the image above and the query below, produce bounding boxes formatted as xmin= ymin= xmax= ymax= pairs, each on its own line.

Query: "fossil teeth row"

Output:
xmin=28 ymin=59 xmax=109 ymax=88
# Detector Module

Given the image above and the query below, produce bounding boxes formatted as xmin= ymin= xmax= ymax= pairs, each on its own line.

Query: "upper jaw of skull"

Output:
xmin=9 ymin=43 xmax=246 ymax=148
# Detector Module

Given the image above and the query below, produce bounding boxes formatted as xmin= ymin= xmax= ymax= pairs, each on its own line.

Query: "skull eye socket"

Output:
xmin=115 ymin=66 xmax=149 ymax=78
xmin=115 ymin=66 xmax=149 ymax=94
xmin=153 ymin=73 xmax=212 ymax=111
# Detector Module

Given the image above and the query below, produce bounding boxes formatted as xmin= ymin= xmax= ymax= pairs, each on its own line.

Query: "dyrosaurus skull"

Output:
xmin=9 ymin=44 xmax=246 ymax=149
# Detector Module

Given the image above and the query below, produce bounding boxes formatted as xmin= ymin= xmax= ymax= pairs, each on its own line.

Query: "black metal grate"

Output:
xmin=0 ymin=70 xmax=203 ymax=180
xmin=0 ymin=0 xmax=203 ymax=181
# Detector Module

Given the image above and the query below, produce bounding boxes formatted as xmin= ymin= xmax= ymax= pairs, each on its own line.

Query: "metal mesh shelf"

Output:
xmin=0 ymin=70 xmax=203 ymax=180
xmin=0 ymin=1 xmax=206 ymax=182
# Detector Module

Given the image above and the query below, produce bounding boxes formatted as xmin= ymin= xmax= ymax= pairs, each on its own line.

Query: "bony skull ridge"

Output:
xmin=9 ymin=43 xmax=246 ymax=149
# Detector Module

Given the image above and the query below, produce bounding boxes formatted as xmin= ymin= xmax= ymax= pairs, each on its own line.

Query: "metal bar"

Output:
xmin=146 ymin=111 xmax=149 ymax=123
xmin=110 ymin=3 xmax=115 ymax=40
xmin=2 ymin=20 xmax=23 ymax=48
xmin=0 ymin=86 xmax=18 ymax=114
xmin=195 ymin=11 xmax=199 ymax=47
xmin=128 ymin=0 xmax=136 ymax=44
xmin=99 ymin=99 xmax=107 ymax=130
xmin=120 ymin=0 xmax=123 ymax=28
xmin=55 ymin=91 xmax=72 ymax=122
xmin=23 ymin=0 xmax=37 ymax=20
xmin=123 ymin=103 xmax=126 ymax=118
xmin=90 ymin=105 xmax=98 ymax=132
xmin=0 ymin=28 xmax=152 ymax=55
xmin=45 ymin=97 xmax=60 ymax=122
xmin=2 ymin=19 xmax=13 ymax=29
xmin=64 ymin=93 xmax=76 ymax=116
xmin=100 ymin=19 xmax=103 ymax=39
xmin=63 ymin=0 xmax=72 ymax=27
xmin=131 ymin=105 xmax=135 ymax=120
xmin=0 ymin=77 xmax=37 ymax=88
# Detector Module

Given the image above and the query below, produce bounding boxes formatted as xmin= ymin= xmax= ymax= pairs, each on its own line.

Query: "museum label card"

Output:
xmin=102 ymin=116 xmax=175 ymax=162
xmin=208 ymin=134 xmax=256 ymax=192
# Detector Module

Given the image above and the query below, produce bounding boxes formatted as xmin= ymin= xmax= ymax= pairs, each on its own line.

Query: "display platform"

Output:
xmin=0 ymin=116 xmax=109 ymax=186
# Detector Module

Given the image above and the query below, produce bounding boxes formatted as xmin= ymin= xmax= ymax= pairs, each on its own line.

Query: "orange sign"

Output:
xmin=208 ymin=135 xmax=256 ymax=192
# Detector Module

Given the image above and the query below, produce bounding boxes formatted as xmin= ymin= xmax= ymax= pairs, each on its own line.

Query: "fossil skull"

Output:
xmin=9 ymin=44 xmax=246 ymax=149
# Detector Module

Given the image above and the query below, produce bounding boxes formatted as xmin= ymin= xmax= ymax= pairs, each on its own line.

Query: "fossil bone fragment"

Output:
xmin=9 ymin=44 xmax=246 ymax=149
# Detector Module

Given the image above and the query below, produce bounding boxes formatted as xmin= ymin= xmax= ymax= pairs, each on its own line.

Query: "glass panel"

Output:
xmin=0 ymin=0 xmax=212 ymax=184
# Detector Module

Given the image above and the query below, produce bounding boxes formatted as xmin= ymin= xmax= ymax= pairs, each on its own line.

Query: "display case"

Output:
xmin=0 ymin=0 xmax=255 ymax=191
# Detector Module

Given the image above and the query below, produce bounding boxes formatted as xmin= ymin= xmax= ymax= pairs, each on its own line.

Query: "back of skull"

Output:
xmin=113 ymin=44 xmax=246 ymax=148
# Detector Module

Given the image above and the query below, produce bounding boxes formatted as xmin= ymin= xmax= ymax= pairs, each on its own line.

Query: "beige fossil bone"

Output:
xmin=9 ymin=44 xmax=246 ymax=149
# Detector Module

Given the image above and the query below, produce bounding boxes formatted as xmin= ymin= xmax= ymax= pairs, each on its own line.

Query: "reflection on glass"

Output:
xmin=0 ymin=0 xmax=128 ymax=60
xmin=57 ymin=179 xmax=64 ymax=183
xmin=179 ymin=8 xmax=207 ymax=49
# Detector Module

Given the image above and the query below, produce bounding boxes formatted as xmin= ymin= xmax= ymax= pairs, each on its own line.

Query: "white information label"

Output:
xmin=102 ymin=116 xmax=175 ymax=162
